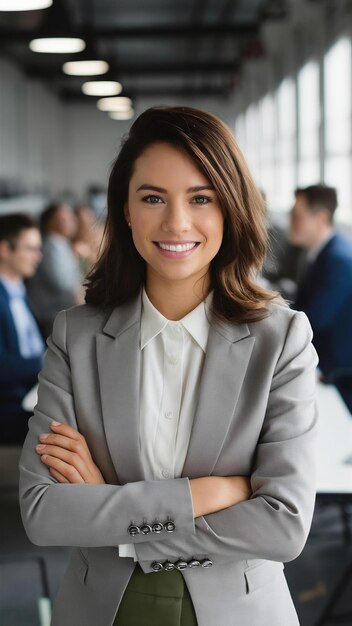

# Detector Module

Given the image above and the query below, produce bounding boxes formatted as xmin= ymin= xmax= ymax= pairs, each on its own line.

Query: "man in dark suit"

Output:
xmin=0 ymin=213 xmax=44 ymax=443
xmin=290 ymin=184 xmax=352 ymax=413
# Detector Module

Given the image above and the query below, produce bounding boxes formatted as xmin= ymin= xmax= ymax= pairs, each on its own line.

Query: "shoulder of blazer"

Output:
xmin=63 ymin=293 xmax=142 ymax=340
xmin=210 ymin=300 xmax=299 ymax=346
xmin=318 ymin=232 xmax=352 ymax=264
xmin=0 ymin=281 xmax=21 ymax=350
xmin=63 ymin=295 xmax=298 ymax=350
xmin=247 ymin=301 xmax=304 ymax=342
xmin=0 ymin=281 xmax=9 ymax=304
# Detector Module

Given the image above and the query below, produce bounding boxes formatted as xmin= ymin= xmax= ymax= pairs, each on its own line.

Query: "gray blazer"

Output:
xmin=19 ymin=294 xmax=318 ymax=626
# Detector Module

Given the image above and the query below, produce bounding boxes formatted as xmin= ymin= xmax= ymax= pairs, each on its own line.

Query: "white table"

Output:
xmin=316 ymin=379 xmax=352 ymax=497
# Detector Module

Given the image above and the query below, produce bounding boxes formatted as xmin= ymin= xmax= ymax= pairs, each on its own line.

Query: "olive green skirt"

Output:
xmin=113 ymin=563 xmax=198 ymax=626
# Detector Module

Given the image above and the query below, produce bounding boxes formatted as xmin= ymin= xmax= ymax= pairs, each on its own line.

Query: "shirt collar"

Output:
xmin=0 ymin=275 xmax=26 ymax=299
xmin=141 ymin=289 xmax=212 ymax=352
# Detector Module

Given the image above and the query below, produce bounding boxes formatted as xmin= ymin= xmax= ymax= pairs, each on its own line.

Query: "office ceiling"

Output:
xmin=0 ymin=0 xmax=290 ymax=103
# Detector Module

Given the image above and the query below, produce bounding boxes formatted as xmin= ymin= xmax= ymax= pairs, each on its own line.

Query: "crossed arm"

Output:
xmin=21 ymin=307 xmax=318 ymax=565
xmin=35 ymin=421 xmax=252 ymax=517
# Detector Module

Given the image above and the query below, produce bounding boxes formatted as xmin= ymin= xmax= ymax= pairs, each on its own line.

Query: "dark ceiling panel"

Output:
xmin=0 ymin=0 xmax=287 ymax=100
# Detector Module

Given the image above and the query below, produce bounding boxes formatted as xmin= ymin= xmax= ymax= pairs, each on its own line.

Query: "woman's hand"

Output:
xmin=190 ymin=475 xmax=251 ymax=518
xmin=35 ymin=421 xmax=105 ymax=485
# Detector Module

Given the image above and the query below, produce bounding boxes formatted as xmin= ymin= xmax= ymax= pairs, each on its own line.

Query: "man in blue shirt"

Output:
xmin=0 ymin=213 xmax=44 ymax=443
xmin=290 ymin=184 xmax=352 ymax=414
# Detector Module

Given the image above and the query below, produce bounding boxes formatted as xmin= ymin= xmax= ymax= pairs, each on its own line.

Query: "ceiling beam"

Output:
xmin=59 ymin=84 xmax=233 ymax=102
xmin=0 ymin=22 xmax=258 ymax=42
xmin=25 ymin=59 xmax=241 ymax=79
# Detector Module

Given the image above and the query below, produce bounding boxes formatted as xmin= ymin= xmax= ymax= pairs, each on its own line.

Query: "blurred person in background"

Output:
xmin=290 ymin=184 xmax=352 ymax=413
xmin=27 ymin=202 xmax=84 ymax=338
xmin=72 ymin=204 xmax=105 ymax=274
xmin=0 ymin=213 xmax=44 ymax=444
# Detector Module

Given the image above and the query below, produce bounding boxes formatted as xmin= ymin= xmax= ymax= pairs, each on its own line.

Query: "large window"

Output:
xmin=258 ymin=93 xmax=276 ymax=206
xmin=244 ymin=103 xmax=260 ymax=180
xmin=324 ymin=37 xmax=352 ymax=221
xmin=298 ymin=61 xmax=320 ymax=186
xmin=276 ymin=77 xmax=296 ymax=210
xmin=234 ymin=35 xmax=352 ymax=223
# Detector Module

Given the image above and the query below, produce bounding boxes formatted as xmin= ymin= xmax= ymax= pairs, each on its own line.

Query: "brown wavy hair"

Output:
xmin=85 ymin=106 xmax=278 ymax=323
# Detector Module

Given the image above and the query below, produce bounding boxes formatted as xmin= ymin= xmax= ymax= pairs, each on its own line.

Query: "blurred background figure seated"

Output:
xmin=0 ymin=214 xmax=44 ymax=445
xmin=72 ymin=203 xmax=105 ymax=274
xmin=289 ymin=184 xmax=352 ymax=415
xmin=27 ymin=202 xmax=85 ymax=339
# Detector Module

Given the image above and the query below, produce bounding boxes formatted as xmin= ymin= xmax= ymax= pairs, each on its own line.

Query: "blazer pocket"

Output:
xmin=245 ymin=560 xmax=284 ymax=594
xmin=70 ymin=548 xmax=89 ymax=585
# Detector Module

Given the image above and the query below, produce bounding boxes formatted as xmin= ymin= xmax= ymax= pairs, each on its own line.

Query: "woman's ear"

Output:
xmin=123 ymin=203 xmax=131 ymax=227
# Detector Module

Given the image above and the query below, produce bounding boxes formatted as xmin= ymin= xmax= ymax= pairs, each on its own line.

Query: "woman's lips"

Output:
xmin=154 ymin=241 xmax=200 ymax=258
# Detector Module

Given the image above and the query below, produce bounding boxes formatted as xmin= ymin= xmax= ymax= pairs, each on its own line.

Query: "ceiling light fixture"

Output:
xmin=82 ymin=81 xmax=122 ymax=96
xmin=63 ymin=60 xmax=109 ymax=76
xmin=109 ymin=109 xmax=135 ymax=121
xmin=97 ymin=96 xmax=132 ymax=112
xmin=0 ymin=0 xmax=52 ymax=9
xmin=30 ymin=37 xmax=86 ymax=53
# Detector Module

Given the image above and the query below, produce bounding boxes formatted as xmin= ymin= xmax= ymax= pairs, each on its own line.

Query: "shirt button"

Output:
xmin=168 ymin=354 xmax=178 ymax=365
xmin=164 ymin=411 xmax=173 ymax=420
xmin=162 ymin=469 xmax=171 ymax=479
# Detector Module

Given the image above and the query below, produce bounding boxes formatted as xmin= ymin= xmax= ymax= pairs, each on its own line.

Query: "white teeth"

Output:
xmin=158 ymin=242 xmax=197 ymax=252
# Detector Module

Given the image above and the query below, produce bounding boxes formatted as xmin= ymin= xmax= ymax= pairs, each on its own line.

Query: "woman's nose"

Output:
xmin=162 ymin=203 xmax=191 ymax=233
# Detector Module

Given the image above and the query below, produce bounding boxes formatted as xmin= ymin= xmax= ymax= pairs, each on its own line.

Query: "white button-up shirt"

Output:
xmin=119 ymin=289 xmax=212 ymax=559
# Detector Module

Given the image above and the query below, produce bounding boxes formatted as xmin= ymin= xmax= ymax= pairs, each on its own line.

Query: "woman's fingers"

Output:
xmin=49 ymin=467 xmax=70 ymax=483
xmin=37 ymin=422 xmax=106 ymax=485
xmin=49 ymin=422 xmax=89 ymax=448
xmin=40 ymin=454 xmax=85 ymax=483
xmin=39 ymin=433 xmax=90 ymax=458
xmin=36 ymin=444 xmax=90 ymax=480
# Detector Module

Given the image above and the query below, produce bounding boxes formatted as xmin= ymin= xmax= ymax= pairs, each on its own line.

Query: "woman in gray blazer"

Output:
xmin=19 ymin=106 xmax=318 ymax=626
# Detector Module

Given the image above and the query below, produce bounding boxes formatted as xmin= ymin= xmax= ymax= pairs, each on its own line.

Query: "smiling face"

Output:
xmin=124 ymin=142 xmax=224 ymax=298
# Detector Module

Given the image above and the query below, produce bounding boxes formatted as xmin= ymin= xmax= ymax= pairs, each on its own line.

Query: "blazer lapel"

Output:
xmin=96 ymin=295 xmax=144 ymax=484
xmin=182 ymin=319 xmax=255 ymax=478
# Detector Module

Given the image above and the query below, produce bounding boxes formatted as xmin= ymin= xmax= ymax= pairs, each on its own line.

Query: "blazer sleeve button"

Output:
xmin=151 ymin=522 xmax=164 ymax=534
xmin=151 ymin=561 xmax=164 ymax=572
xmin=163 ymin=520 xmax=176 ymax=533
xmin=175 ymin=560 xmax=188 ymax=571
xmin=188 ymin=559 xmax=201 ymax=568
xmin=140 ymin=524 xmax=152 ymax=535
xmin=201 ymin=558 xmax=213 ymax=568
xmin=127 ymin=524 xmax=140 ymax=536
xmin=163 ymin=561 xmax=176 ymax=571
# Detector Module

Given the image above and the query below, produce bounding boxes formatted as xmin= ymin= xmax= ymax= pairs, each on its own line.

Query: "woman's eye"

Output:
xmin=142 ymin=195 xmax=163 ymax=204
xmin=192 ymin=195 xmax=211 ymax=205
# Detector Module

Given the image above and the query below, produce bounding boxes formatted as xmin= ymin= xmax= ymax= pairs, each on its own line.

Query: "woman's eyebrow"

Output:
xmin=136 ymin=184 xmax=215 ymax=193
xmin=136 ymin=184 xmax=167 ymax=192
xmin=187 ymin=185 xmax=215 ymax=192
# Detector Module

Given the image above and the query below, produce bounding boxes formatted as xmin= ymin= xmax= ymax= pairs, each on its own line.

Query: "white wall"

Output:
xmin=0 ymin=57 xmax=240 ymax=204
xmin=0 ymin=58 xmax=65 ymax=201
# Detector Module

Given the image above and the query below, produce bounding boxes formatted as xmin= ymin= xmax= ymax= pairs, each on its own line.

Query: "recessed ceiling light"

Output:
xmin=63 ymin=60 xmax=109 ymax=76
xmin=97 ymin=96 xmax=132 ymax=112
xmin=109 ymin=109 xmax=135 ymax=121
xmin=82 ymin=81 xmax=122 ymax=96
xmin=30 ymin=38 xmax=86 ymax=53
xmin=0 ymin=0 xmax=52 ymax=9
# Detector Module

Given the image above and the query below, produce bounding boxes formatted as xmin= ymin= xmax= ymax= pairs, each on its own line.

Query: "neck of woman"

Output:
xmin=145 ymin=273 xmax=211 ymax=321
